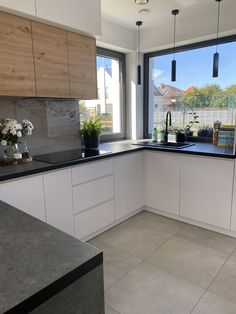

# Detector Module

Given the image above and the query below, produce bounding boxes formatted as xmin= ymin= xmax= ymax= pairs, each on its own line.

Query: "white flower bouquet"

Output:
xmin=0 ymin=118 xmax=23 ymax=147
xmin=0 ymin=119 xmax=34 ymax=163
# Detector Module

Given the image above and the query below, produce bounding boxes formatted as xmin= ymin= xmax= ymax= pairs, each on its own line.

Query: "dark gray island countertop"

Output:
xmin=0 ymin=201 xmax=103 ymax=314
xmin=0 ymin=140 xmax=235 ymax=183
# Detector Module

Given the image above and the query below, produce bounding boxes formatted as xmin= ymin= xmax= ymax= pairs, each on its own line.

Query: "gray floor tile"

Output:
xmin=105 ymin=304 xmax=120 ymax=314
xmin=88 ymin=238 xmax=141 ymax=273
xmin=103 ymin=263 xmax=125 ymax=291
xmin=177 ymin=224 xmax=236 ymax=255
xmin=130 ymin=210 xmax=185 ymax=235
xmin=209 ymin=255 xmax=236 ymax=304
xmin=105 ymin=262 xmax=204 ymax=314
xmin=145 ymin=236 xmax=228 ymax=289
xmin=192 ymin=292 xmax=236 ymax=314
xmin=88 ymin=238 xmax=141 ymax=290
xmin=98 ymin=218 xmax=173 ymax=258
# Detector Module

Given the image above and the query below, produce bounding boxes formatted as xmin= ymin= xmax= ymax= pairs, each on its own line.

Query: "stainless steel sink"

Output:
xmin=133 ymin=141 xmax=195 ymax=149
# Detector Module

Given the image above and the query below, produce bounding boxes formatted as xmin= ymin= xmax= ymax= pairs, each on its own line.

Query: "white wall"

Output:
xmin=35 ymin=0 xmax=101 ymax=37
xmin=97 ymin=19 xmax=136 ymax=52
xmin=126 ymin=52 xmax=143 ymax=140
xmin=0 ymin=0 xmax=36 ymax=16
xmin=141 ymin=2 xmax=236 ymax=52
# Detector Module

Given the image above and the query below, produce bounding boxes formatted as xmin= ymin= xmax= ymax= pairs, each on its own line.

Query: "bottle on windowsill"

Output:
xmin=152 ymin=127 xmax=157 ymax=142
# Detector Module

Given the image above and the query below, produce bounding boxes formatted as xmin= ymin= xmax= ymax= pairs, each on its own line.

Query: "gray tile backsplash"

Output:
xmin=0 ymin=97 xmax=81 ymax=155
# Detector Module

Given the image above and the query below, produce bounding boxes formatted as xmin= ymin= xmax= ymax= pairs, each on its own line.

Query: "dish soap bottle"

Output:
xmin=152 ymin=127 xmax=158 ymax=142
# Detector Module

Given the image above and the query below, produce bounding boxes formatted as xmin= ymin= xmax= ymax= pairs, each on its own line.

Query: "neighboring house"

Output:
xmin=156 ymin=83 xmax=186 ymax=109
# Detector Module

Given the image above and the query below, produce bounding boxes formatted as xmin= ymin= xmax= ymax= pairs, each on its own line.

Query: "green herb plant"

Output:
xmin=80 ymin=116 xmax=103 ymax=136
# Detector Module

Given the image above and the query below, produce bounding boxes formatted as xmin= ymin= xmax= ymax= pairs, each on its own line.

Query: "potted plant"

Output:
xmin=80 ymin=116 xmax=102 ymax=149
xmin=175 ymin=129 xmax=186 ymax=143
xmin=197 ymin=125 xmax=213 ymax=143
xmin=185 ymin=107 xmax=199 ymax=137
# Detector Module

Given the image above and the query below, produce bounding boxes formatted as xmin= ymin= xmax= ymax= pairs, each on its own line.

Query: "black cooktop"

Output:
xmin=33 ymin=148 xmax=111 ymax=164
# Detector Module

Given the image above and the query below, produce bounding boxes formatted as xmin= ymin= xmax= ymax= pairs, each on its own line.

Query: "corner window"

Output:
xmin=144 ymin=36 xmax=236 ymax=143
xmin=80 ymin=48 xmax=126 ymax=141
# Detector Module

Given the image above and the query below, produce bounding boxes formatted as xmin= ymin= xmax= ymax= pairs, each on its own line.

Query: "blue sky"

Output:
xmin=153 ymin=41 xmax=236 ymax=90
xmin=97 ymin=56 xmax=112 ymax=69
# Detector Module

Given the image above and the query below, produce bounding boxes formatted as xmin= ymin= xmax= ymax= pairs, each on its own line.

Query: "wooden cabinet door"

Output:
xmin=67 ymin=32 xmax=97 ymax=99
xmin=180 ymin=156 xmax=233 ymax=229
xmin=0 ymin=11 xmax=36 ymax=96
xmin=31 ymin=21 xmax=69 ymax=97
xmin=145 ymin=151 xmax=180 ymax=215
xmin=114 ymin=152 xmax=144 ymax=220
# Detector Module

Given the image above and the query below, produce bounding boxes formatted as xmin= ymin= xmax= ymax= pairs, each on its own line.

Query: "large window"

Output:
xmin=144 ymin=36 xmax=236 ymax=140
xmin=80 ymin=48 xmax=126 ymax=141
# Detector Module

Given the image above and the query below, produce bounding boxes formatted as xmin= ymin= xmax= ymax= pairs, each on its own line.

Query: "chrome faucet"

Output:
xmin=164 ymin=111 xmax=172 ymax=143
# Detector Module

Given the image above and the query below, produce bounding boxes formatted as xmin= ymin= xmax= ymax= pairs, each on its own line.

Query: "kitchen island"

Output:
xmin=0 ymin=201 xmax=104 ymax=314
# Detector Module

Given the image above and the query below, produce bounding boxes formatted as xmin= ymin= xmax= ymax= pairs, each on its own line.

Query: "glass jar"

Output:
xmin=3 ymin=143 xmax=19 ymax=164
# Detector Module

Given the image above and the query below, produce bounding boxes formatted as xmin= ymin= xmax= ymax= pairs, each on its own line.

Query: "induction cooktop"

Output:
xmin=33 ymin=148 xmax=111 ymax=164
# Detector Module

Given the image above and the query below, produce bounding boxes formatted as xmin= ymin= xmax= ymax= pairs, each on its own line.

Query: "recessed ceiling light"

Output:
xmin=135 ymin=0 xmax=149 ymax=5
xmin=139 ymin=8 xmax=150 ymax=14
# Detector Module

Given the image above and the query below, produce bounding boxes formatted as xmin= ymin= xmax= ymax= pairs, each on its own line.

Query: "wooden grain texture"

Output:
xmin=31 ymin=21 xmax=70 ymax=98
xmin=0 ymin=11 xmax=36 ymax=96
xmin=67 ymin=32 xmax=97 ymax=99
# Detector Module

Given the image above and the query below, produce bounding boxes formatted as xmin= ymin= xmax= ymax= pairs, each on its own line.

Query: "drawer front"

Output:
xmin=72 ymin=159 xmax=113 ymax=185
xmin=74 ymin=200 xmax=115 ymax=239
xmin=73 ymin=175 xmax=114 ymax=214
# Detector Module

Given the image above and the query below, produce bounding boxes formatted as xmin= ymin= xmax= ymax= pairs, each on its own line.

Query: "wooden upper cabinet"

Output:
xmin=67 ymin=32 xmax=97 ymax=99
xmin=31 ymin=21 xmax=70 ymax=98
xmin=0 ymin=11 xmax=36 ymax=96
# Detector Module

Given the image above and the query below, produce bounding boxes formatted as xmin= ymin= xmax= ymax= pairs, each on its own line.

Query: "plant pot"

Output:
xmin=83 ymin=132 xmax=100 ymax=149
xmin=185 ymin=130 xmax=193 ymax=137
xmin=176 ymin=133 xmax=186 ymax=143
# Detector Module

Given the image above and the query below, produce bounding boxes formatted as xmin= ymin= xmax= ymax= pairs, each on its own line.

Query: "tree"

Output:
xmin=182 ymin=84 xmax=229 ymax=109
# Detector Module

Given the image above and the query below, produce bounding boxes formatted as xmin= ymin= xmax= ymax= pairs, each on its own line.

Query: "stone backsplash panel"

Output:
xmin=0 ymin=97 xmax=81 ymax=155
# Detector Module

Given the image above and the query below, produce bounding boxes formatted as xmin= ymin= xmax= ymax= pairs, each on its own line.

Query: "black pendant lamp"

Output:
xmin=171 ymin=9 xmax=179 ymax=82
xmin=213 ymin=0 xmax=223 ymax=78
xmin=136 ymin=21 xmax=142 ymax=85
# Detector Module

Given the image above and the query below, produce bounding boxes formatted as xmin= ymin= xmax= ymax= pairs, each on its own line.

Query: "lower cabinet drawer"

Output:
xmin=73 ymin=175 xmax=114 ymax=214
xmin=74 ymin=200 xmax=115 ymax=239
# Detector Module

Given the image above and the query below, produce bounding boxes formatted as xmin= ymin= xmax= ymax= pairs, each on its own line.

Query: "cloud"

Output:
xmin=152 ymin=68 xmax=164 ymax=80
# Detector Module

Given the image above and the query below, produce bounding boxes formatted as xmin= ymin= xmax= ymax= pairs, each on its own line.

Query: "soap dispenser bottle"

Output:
xmin=152 ymin=127 xmax=158 ymax=142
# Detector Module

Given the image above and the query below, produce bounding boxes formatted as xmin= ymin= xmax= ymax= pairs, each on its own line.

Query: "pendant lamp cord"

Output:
xmin=216 ymin=0 xmax=221 ymax=53
xmin=138 ymin=24 xmax=140 ymax=65
xmin=173 ymin=14 xmax=176 ymax=60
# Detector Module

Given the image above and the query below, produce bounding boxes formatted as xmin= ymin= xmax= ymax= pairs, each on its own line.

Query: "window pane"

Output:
xmin=147 ymin=41 xmax=236 ymax=146
xmin=80 ymin=54 xmax=122 ymax=136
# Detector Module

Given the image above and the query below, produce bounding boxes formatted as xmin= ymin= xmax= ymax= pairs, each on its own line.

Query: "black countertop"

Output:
xmin=0 ymin=140 xmax=235 ymax=183
xmin=0 ymin=201 xmax=102 ymax=314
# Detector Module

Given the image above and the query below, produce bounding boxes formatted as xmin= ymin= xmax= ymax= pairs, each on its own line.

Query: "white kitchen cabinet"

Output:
xmin=145 ymin=151 xmax=181 ymax=215
xmin=35 ymin=0 xmax=101 ymax=36
xmin=180 ymin=156 xmax=234 ymax=229
xmin=230 ymin=162 xmax=236 ymax=232
xmin=72 ymin=159 xmax=113 ymax=186
xmin=0 ymin=175 xmax=46 ymax=221
xmin=0 ymin=0 xmax=36 ymax=16
xmin=114 ymin=152 xmax=144 ymax=220
xmin=74 ymin=200 xmax=115 ymax=240
xmin=73 ymin=175 xmax=114 ymax=214
xmin=43 ymin=169 xmax=74 ymax=236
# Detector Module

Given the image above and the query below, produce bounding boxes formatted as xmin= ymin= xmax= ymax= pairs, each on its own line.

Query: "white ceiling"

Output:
xmin=101 ymin=0 xmax=236 ymax=30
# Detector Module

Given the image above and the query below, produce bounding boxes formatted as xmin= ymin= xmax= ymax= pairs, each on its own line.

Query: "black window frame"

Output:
xmin=96 ymin=47 xmax=126 ymax=142
xmin=143 ymin=34 xmax=236 ymax=138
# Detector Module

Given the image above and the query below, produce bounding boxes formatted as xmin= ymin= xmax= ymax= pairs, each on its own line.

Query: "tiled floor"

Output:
xmin=88 ymin=211 xmax=236 ymax=314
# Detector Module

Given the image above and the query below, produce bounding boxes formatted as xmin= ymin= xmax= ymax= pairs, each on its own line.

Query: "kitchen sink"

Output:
xmin=133 ymin=141 xmax=195 ymax=149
